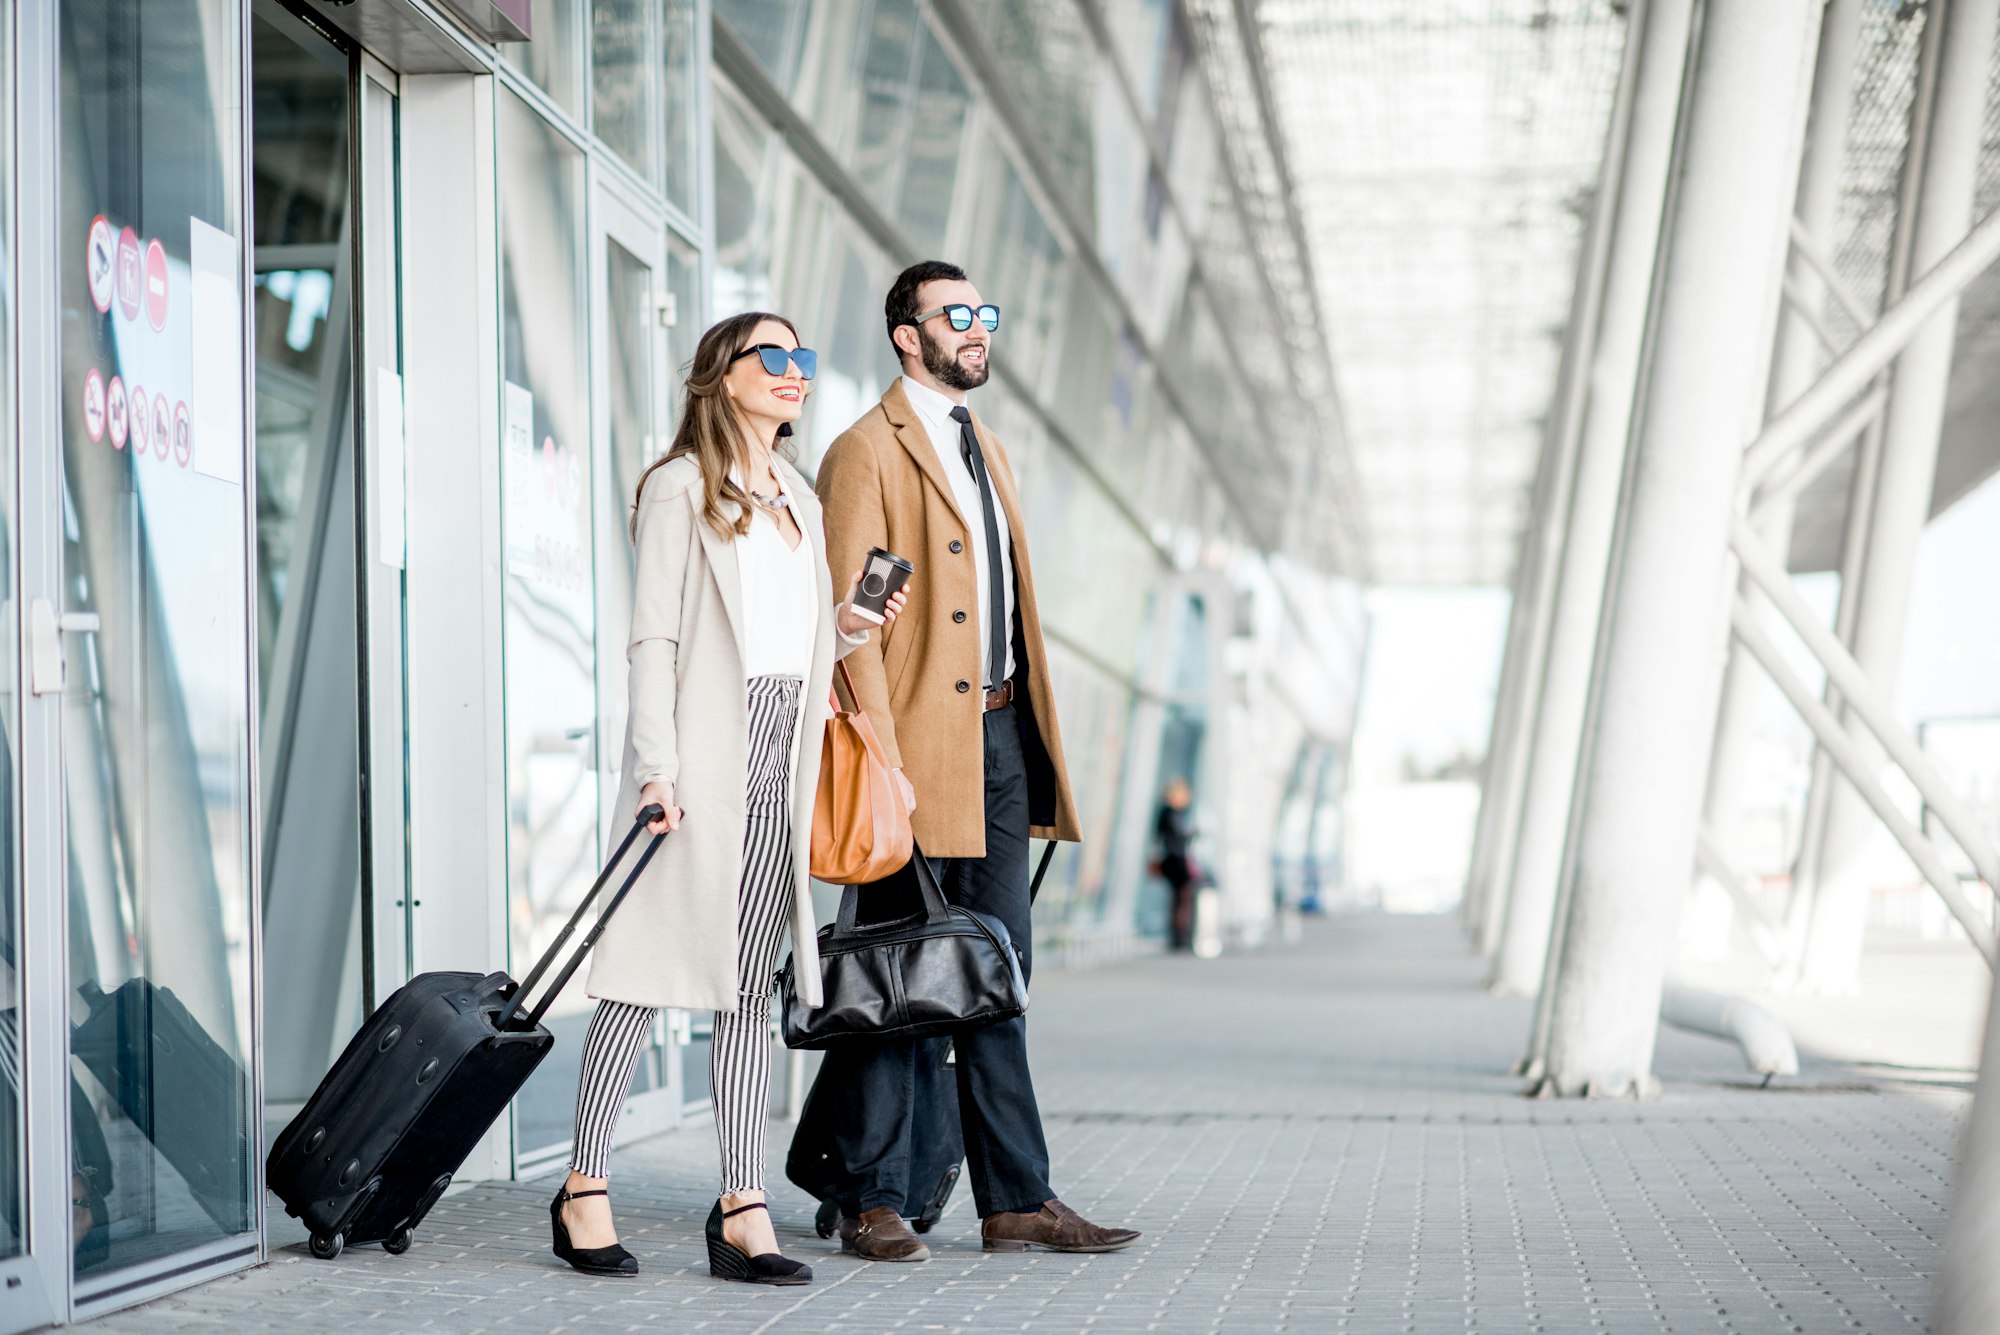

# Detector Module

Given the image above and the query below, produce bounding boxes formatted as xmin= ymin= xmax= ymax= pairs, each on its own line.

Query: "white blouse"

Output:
xmin=737 ymin=489 xmax=818 ymax=680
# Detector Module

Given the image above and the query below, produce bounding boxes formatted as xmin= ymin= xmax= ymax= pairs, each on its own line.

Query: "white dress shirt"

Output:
xmin=733 ymin=473 xmax=818 ymax=680
xmin=899 ymin=375 xmax=1017 ymax=686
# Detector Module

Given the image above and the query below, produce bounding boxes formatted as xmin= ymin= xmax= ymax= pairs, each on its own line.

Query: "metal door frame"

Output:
xmin=3 ymin=0 xmax=68 ymax=1319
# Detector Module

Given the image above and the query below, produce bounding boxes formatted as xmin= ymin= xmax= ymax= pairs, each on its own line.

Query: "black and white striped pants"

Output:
xmin=569 ymin=675 xmax=803 ymax=1191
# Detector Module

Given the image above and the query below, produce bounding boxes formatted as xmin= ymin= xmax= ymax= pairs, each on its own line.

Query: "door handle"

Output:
xmin=28 ymin=600 xmax=102 ymax=695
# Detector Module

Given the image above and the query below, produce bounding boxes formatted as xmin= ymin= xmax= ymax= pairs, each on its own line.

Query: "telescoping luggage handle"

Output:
xmin=497 ymin=804 xmax=668 ymax=1033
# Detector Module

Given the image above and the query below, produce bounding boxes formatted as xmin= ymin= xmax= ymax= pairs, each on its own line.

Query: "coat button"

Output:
xmin=953 ymin=610 xmax=967 ymax=623
xmin=949 ymin=539 xmax=964 ymax=554
xmin=956 ymin=680 xmax=971 ymax=693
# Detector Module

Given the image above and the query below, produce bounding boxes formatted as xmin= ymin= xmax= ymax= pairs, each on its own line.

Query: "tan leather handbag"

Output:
xmin=811 ymin=660 xmax=914 ymax=884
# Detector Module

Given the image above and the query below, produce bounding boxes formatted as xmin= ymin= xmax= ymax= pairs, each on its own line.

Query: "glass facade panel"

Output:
xmin=663 ymin=0 xmax=701 ymax=214
xmin=599 ymin=236 xmax=663 ymax=1098
xmin=715 ymin=0 xmax=810 ymax=85
xmin=501 ymin=0 xmax=586 ymax=118
xmin=496 ymin=90 xmax=598 ymax=1158
xmin=963 ymin=0 xmax=1095 ymax=222
xmin=897 ymin=28 xmax=971 ymax=255
xmin=59 ymin=0 xmax=256 ymax=1278
xmin=592 ymin=0 xmax=659 ymax=185
xmin=665 ymin=234 xmax=702 ymax=426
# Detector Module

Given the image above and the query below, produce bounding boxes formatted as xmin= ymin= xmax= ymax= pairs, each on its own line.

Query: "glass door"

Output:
xmin=249 ymin=0 xmax=368 ymax=1141
xmin=588 ymin=185 xmax=682 ymax=1145
xmin=247 ymin=3 xmax=410 ymax=1229
xmin=52 ymin=0 xmax=260 ymax=1306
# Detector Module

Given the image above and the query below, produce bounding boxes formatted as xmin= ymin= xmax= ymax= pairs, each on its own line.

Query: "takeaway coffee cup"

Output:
xmin=848 ymin=548 xmax=914 ymax=625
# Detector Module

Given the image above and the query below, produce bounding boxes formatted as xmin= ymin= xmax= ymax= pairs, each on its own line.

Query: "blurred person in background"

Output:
xmin=1153 ymin=778 xmax=1197 ymax=951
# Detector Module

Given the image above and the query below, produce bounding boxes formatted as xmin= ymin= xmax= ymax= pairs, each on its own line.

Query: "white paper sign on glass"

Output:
xmin=190 ymin=218 xmax=244 ymax=484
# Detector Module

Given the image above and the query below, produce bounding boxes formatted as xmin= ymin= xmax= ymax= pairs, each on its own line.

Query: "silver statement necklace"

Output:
xmin=743 ymin=450 xmax=789 ymax=511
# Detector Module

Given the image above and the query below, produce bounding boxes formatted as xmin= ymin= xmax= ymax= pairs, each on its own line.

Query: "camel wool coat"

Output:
xmin=586 ymin=455 xmax=860 ymax=1013
xmin=815 ymin=379 xmax=1081 ymax=858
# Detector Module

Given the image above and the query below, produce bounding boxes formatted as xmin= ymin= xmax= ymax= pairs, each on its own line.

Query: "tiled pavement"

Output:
xmin=97 ymin=914 xmax=1968 ymax=1332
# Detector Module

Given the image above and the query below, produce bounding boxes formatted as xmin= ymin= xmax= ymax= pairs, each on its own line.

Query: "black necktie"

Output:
xmin=950 ymin=405 xmax=1007 ymax=692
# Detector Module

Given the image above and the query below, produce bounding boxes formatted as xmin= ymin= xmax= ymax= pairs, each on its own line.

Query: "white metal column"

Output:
xmin=1490 ymin=0 xmax=1693 ymax=999
xmin=1795 ymin=0 xmax=2000 ymax=995
xmin=1461 ymin=423 xmax=1562 ymax=953
xmin=1537 ymin=0 xmax=1821 ymax=1098
xmin=1697 ymin=0 xmax=1866 ymax=965
xmin=1937 ymin=968 xmax=2000 ymax=1331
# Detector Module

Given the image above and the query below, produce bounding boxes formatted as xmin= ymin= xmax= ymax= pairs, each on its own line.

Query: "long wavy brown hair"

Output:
xmin=631 ymin=311 xmax=803 ymax=541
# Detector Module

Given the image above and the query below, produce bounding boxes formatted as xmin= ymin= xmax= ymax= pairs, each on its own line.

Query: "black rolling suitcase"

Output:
xmin=267 ymin=807 xmax=666 ymax=1259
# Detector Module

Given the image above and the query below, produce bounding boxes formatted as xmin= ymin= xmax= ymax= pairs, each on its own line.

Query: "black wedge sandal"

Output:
xmin=551 ymin=1186 xmax=638 ymax=1277
xmin=707 ymin=1200 xmax=812 ymax=1285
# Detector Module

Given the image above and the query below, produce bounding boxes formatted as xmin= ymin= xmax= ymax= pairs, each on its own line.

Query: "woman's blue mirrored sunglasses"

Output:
xmin=913 ymin=303 xmax=1002 ymax=333
xmin=731 ymin=343 xmax=817 ymax=379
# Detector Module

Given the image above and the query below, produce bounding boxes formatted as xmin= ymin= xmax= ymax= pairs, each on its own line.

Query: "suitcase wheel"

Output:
xmin=913 ymin=1163 xmax=960 ymax=1235
xmin=309 ymin=1231 xmax=344 ymax=1261
xmin=383 ymin=1227 xmax=413 ymax=1256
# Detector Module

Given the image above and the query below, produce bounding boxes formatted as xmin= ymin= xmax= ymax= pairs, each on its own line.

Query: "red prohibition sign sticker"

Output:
xmin=106 ymin=376 xmax=129 ymax=449
xmin=116 ymin=227 xmax=143 ymax=322
xmin=152 ymin=392 xmax=171 ymax=461
xmin=144 ymin=239 xmax=170 ymax=332
xmin=128 ymin=383 xmax=148 ymax=454
xmin=173 ymin=401 xmax=191 ymax=468
xmin=87 ymin=217 xmax=116 ymax=314
xmin=82 ymin=369 xmax=106 ymax=443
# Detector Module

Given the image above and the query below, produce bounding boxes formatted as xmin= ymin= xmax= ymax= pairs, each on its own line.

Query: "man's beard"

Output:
xmin=918 ymin=325 xmax=989 ymax=392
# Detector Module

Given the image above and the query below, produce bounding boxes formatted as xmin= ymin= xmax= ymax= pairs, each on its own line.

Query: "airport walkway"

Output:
xmin=102 ymin=915 xmax=1964 ymax=1333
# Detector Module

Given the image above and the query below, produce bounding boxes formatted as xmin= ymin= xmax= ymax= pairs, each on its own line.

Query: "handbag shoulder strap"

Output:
xmin=1028 ymin=839 xmax=1058 ymax=903
xmin=832 ymin=658 xmax=859 ymax=710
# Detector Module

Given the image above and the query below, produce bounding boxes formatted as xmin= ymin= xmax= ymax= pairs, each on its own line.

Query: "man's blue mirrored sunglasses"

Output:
xmin=912 ymin=303 xmax=1001 ymax=333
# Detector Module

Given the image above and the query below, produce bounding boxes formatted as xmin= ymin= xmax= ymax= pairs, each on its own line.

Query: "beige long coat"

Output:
xmin=816 ymin=380 xmax=1081 ymax=858
xmin=586 ymin=455 xmax=857 ymax=1013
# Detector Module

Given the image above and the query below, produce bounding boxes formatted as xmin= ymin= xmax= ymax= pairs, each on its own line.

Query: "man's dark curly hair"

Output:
xmin=885 ymin=259 xmax=970 ymax=355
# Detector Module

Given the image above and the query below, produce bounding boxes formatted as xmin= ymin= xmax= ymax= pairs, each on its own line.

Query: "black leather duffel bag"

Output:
xmin=777 ymin=843 xmax=1028 ymax=1049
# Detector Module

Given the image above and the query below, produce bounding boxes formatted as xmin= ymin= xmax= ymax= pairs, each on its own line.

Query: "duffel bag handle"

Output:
xmin=834 ymin=838 xmax=953 ymax=937
xmin=498 ymin=805 xmax=667 ymax=1032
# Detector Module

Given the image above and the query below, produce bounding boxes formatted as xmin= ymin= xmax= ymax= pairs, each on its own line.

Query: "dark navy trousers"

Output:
xmin=786 ymin=704 xmax=1053 ymax=1218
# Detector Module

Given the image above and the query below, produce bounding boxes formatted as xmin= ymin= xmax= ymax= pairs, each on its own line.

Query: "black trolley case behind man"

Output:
xmin=266 ymin=808 xmax=667 ymax=1260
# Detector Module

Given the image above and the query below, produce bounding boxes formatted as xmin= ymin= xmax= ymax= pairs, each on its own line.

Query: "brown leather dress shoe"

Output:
xmin=838 ymin=1206 xmax=931 ymax=1262
xmin=981 ymin=1199 xmax=1141 ymax=1253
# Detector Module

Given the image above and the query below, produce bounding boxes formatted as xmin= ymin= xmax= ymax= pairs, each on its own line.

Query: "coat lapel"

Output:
xmin=692 ymin=494 xmax=749 ymax=664
xmin=882 ymin=379 xmax=969 ymax=532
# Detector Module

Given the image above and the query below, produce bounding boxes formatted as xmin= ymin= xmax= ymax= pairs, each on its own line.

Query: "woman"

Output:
xmin=550 ymin=312 xmax=907 ymax=1286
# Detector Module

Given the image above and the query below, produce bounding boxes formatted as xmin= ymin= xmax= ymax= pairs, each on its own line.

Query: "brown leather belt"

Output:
xmin=983 ymin=681 xmax=1016 ymax=712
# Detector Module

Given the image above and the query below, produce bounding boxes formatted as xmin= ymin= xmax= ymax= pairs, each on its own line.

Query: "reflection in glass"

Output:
xmin=249 ymin=5 xmax=369 ymax=1120
xmin=500 ymin=0 xmax=585 ymax=117
xmin=59 ymin=0 xmax=256 ymax=1279
xmin=498 ymin=91 xmax=601 ymax=1160
xmin=593 ymin=0 xmax=657 ymax=185
xmin=593 ymin=237 xmax=667 ymax=1104
xmin=664 ymin=0 xmax=702 ymax=213
xmin=715 ymin=0 xmax=810 ymax=85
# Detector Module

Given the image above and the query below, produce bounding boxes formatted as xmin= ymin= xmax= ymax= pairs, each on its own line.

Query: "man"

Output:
xmin=790 ymin=260 xmax=1141 ymax=1260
